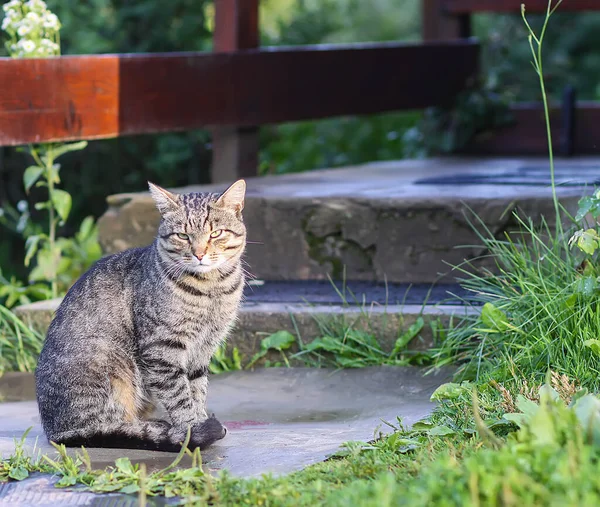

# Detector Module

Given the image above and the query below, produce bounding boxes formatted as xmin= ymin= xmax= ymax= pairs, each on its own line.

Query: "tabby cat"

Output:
xmin=35 ymin=180 xmax=247 ymax=452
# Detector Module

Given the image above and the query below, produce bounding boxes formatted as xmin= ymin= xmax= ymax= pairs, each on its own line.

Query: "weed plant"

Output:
xmin=0 ymin=304 xmax=43 ymax=374
xmin=432 ymin=0 xmax=600 ymax=391
xmin=434 ymin=212 xmax=600 ymax=389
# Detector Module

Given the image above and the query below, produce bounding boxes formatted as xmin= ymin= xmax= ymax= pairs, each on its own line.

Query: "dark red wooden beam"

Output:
xmin=214 ymin=0 xmax=259 ymax=51
xmin=212 ymin=0 xmax=260 ymax=182
xmin=443 ymin=0 xmax=597 ymax=14
xmin=423 ymin=0 xmax=471 ymax=41
xmin=0 ymin=41 xmax=480 ymax=147
xmin=463 ymin=102 xmax=600 ymax=155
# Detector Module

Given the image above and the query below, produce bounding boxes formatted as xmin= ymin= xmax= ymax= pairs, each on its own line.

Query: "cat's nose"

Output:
xmin=193 ymin=248 xmax=206 ymax=261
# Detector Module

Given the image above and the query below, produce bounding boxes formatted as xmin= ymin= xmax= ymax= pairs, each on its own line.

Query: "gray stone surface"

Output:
xmin=0 ymin=373 xmax=35 ymax=403
xmin=14 ymin=298 xmax=475 ymax=366
xmin=0 ymin=367 xmax=451 ymax=501
xmin=97 ymin=157 xmax=588 ymax=283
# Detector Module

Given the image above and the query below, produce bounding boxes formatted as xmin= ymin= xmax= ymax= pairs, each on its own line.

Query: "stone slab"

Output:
xmin=0 ymin=475 xmax=175 ymax=506
xmin=0 ymin=366 xmax=451 ymax=504
xmin=13 ymin=298 xmax=476 ymax=367
xmin=97 ymin=157 xmax=590 ymax=283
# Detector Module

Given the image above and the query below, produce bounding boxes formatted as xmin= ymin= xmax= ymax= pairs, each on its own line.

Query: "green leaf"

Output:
xmin=55 ymin=475 xmax=77 ymax=487
xmin=411 ymin=420 xmax=434 ymax=431
xmin=565 ymin=293 xmax=577 ymax=308
xmin=430 ymin=382 xmax=467 ymax=402
xmin=114 ymin=457 xmax=135 ymax=474
xmin=584 ymin=339 xmax=600 ymax=356
xmin=52 ymin=141 xmax=88 ymax=160
xmin=23 ymin=165 xmax=44 ymax=193
xmin=503 ymin=413 xmax=528 ymax=429
xmin=24 ymin=235 xmax=41 ymax=267
xmin=569 ymin=388 xmax=590 ymax=408
xmin=29 ymin=247 xmax=60 ymax=282
xmin=540 ymin=384 xmax=561 ymax=403
xmin=260 ymin=330 xmax=296 ymax=352
xmin=573 ymin=394 xmax=600 ymax=446
xmin=8 ymin=465 xmax=29 ymax=481
xmin=576 ymin=195 xmax=595 ymax=221
xmin=575 ymin=276 xmax=598 ymax=297
xmin=577 ymin=229 xmax=600 ymax=255
xmin=77 ymin=216 xmax=95 ymax=241
xmin=529 ymin=400 xmax=557 ymax=446
xmin=485 ymin=419 xmax=515 ymax=431
xmin=51 ymin=189 xmax=72 ymax=222
xmin=427 ymin=425 xmax=456 ymax=436
xmin=390 ymin=317 xmax=424 ymax=357
xmin=247 ymin=331 xmax=296 ymax=368
xmin=515 ymin=395 xmax=539 ymax=419
xmin=480 ymin=303 xmax=510 ymax=332
xmin=119 ymin=483 xmax=140 ymax=494
xmin=304 ymin=336 xmax=344 ymax=353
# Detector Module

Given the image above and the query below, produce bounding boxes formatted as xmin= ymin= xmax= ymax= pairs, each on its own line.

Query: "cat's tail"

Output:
xmin=49 ymin=415 xmax=227 ymax=453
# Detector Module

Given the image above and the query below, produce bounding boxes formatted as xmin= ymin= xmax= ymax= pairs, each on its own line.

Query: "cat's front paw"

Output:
xmin=189 ymin=414 xmax=227 ymax=449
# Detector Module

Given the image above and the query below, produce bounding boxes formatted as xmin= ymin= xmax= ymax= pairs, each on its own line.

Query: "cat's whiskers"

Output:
xmin=240 ymin=259 xmax=257 ymax=281
xmin=158 ymin=257 xmax=189 ymax=286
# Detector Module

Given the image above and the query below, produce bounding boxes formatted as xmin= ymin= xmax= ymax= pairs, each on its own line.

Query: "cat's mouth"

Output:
xmin=189 ymin=256 xmax=226 ymax=274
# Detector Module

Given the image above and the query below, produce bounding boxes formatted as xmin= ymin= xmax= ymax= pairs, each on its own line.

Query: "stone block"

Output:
xmin=97 ymin=158 xmax=585 ymax=283
xmin=14 ymin=299 xmax=475 ymax=368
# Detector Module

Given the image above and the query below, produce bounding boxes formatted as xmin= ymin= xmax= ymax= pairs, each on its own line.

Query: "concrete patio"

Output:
xmin=0 ymin=366 xmax=452 ymax=505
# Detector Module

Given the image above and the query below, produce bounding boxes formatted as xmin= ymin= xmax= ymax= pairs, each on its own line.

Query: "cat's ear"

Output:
xmin=216 ymin=179 xmax=246 ymax=213
xmin=148 ymin=182 xmax=180 ymax=214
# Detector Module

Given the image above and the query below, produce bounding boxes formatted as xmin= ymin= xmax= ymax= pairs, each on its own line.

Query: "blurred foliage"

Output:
xmin=260 ymin=112 xmax=419 ymax=175
xmin=474 ymin=12 xmax=600 ymax=102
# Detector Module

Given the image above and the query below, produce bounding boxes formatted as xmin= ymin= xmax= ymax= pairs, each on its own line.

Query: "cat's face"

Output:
xmin=149 ymin=180 xmax=247 ymax=275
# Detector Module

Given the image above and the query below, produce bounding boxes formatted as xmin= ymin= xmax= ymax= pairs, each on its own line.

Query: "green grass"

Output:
xmin=434 ymin=212 xmax=600 ymax=391
xmin=0 ymin=304 xmax=43 ymax=375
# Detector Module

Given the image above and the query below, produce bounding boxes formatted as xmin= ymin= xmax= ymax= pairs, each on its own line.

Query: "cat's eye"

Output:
xmin=210 ymin=230 xmax=223 ymax=239
xmin=176 ymin=233 xmax=189 ymax=240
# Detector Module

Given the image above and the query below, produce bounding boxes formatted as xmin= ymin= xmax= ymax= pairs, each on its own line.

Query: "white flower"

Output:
xmin=3 ymin=1 xmax=21 ymax=13
xmin=39 ymin=37 xmax=57 ymax=53
xmin=17 ymin=38 xmax=35 ymax=52
xmin=1 ymin=15 xmax=11 ymax=30
xmin=5 ymin=8 xmax=18 ymax=19
xmin=16 ymin=19 xmax=31 ymax=35
xmin=25 ymin=11 xmax=39 ymax=24
xmin=41 ymin=11 xmax=57 ymax=30
xmin=17 ymin=200 xmax=28 ymax=212
xmin=25 ymin=0 xmax=46 ymax=12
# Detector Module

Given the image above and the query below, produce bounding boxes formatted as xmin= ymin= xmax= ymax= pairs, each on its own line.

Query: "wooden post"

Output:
xmin=211 ymin=0 xmax=260 ymax=183
xmin=422 ymin=0 xmax=471 ymax=41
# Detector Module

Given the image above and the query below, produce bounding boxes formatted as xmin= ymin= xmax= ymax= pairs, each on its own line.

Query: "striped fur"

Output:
xmin=35 ymin=181 xmax=247 ymax=451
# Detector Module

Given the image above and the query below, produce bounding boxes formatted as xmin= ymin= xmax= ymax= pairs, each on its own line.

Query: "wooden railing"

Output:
xmin=0 ymin=0 xmax=478 ymax=182
xmin=6 ymin=0 xmax=595 ymax=183
xmin=0 ymin=43 xmax=479 ymax=146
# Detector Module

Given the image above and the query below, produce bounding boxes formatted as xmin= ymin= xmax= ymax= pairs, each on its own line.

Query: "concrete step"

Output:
xmin=97 ymin=157 xmax=588 ymax=284
xmin=15 ymin=281 xmax=477 ymax=366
